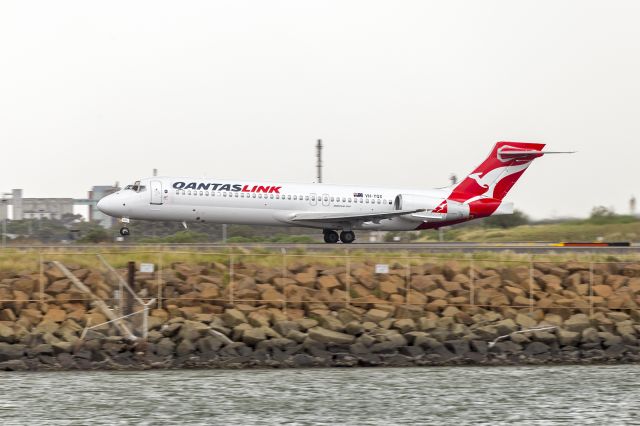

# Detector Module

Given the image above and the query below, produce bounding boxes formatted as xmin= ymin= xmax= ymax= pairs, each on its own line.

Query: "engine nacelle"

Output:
xmin=394 ymin=194 xmax=470 ymax=222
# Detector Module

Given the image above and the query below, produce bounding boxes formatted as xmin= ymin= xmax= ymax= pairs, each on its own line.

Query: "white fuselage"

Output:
xmin=97 ymin=177 xmax=454 ymax=231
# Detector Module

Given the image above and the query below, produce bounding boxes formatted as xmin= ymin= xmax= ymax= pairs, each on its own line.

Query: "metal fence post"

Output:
xmin=157 ymin=252 xmax=163 ymax=310
xmin=469 ymin=255 xmax=475 ymax=307
xmin=345 ymin=251 xmax=351 ymax=307
xmin=405 ymin=259 xmax=411 ymax=308
xmin=281 ymin=248 xmax=287 ymax=279
xmin=589 ymin=260 xmax=594 ymax=317
xmin=229 ymin=254 xmax=234 ymax=305
xmin=39 ymin=250 xmax=44 ymax=306
xmin=529 ymin=255 xmax=534 ymax=313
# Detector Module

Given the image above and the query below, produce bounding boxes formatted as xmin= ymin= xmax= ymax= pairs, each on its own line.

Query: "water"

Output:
xmin=1 ymin=365 xmax=638 ymax=425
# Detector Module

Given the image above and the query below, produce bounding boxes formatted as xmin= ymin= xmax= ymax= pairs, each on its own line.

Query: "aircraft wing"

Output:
xmin=288 ymin=209 xmax=425 ymax=223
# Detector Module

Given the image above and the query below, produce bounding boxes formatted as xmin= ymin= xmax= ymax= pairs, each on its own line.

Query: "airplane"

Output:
xmin=96 ymin=142 xmax=571 ymax=243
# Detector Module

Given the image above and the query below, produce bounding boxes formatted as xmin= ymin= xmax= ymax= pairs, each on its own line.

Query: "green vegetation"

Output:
xmin=419 ymin=207 xmax=640 ymax=242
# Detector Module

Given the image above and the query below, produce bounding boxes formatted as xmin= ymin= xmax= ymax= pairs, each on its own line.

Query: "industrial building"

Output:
xmin=0 ymin=185 xmax=119 ymax=228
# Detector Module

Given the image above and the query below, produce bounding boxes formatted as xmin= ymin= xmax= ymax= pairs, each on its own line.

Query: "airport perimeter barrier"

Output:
xmin=1 ymin=248 xmax=640 ymax=337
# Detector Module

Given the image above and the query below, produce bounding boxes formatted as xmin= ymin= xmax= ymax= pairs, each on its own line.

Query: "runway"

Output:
xmin=6 ymin=241 xmax=639 ymax=253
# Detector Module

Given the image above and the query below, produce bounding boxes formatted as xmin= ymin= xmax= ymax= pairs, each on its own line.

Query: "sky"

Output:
xmin=1 ymin=0 xmax=639 ymax=219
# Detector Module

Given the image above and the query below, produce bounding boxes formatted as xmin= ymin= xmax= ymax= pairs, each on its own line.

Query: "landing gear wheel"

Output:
xmin=119 ymin=227 xmax=130 ymax=236
xmin=340 ymin=231 xmax=356 ymax=244
xmin=323 ymin=230 xmax=339 ymax=244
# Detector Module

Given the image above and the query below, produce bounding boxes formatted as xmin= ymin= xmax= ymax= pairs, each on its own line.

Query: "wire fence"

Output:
xmin=1 ymin=249 xmax=638 ymax=323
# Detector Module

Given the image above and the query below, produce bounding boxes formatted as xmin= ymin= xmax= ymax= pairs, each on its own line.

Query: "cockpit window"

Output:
xmin=125 ymin=181 xmax=146 ymax=192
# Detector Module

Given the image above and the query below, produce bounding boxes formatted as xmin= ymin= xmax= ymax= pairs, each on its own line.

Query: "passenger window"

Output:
xmin=348 ymin=198 xmax=352 ymax=202
xmin=377 ymin=199 xmax=381 ymax=204
xmin=288 ymin=195 xmax=292 ymax=200
xmin=187 ymin=190 xmax=192 ymax=195
xmin=305 ymin=196 xmax=309 ymax=201
xmin=223 ymin=192 xmax=227 ymax=197
xmin=311 ymin=196 xmax=316 ymax=201
xmin=365 ymin=199 xmax=369 ymax=203
xmin=330 ymin=197 xmax=334 ymax=202
xmin=175 ymin=190 xmax=179 ymax=195
xmin=293 ymin=195 xmax=297 ymax=200
xmin=270 ymin=194 xmax=274 ymax=199
xmin=276 ymin=194 xmax=280 ymax=199
xmin=198 ymin=191 xmax=202 ymax=196
xmin=252 ymin=193 xmax=256 ymax=198
xmin=342 ymin=197 xmax=346 ymax=202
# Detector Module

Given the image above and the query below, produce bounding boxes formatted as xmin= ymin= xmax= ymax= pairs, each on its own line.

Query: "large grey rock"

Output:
xmin=0 ymin=323 xmax=16 ymax=343
xmin=178 ymin=320 xmax=210 ymax=342
xmin=494 ymin=319 xmax=518 ymax=335
xmin=0 ymin=360 xmax=28 ymax=371
xmin=285 ymin=329 xmax=307 ymax=343
xmin=242 ymin=328 xmax=267 ymax=346
xmin=491 ymin=341 xmax=522 ymax=354
xmin=176 ymin=339 xmax=196 ymax=357
xmin=557 ymin=329 xmax=580 ymax=346
xmin=223 ymin=309 xmax=247 ymax=327
xmin=445 ymin=340 xmax=470 ymax=356
xmin=344 ymin=321 xmax=364 ymax=336
xmin=308 ymin=327 xmax=355 ymax=345
xmin=155 ymin=338 xmax=175 ymax=357
xmin=370 ymin=341 xmax=399 ymax=354
xmin=524 ymin=342 xmax=550 ymax=355
xmin=273 ymin=321 xmax=300 ymax=336
xmin=0 ymin=342 xmax=25 ymax=361
xmin=197 ymin=336 xmax=223 ymax=354
xmin=564 ymin=314 xmax=591 ymax=333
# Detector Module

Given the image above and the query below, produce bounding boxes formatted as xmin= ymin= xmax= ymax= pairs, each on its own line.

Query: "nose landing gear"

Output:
xmin=119 ymin=218 xmax=130 ymax=237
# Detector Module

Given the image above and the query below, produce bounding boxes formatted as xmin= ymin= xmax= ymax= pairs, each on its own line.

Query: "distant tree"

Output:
xmin=483 ymin=209 xmax=530 ymax=229
xmin=590 ymin=206 xmax=615 ymax=219
xmin=77 ymin=228 xmax=111 ymax=243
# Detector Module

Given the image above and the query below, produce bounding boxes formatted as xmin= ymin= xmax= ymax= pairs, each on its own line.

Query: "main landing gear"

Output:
xmin=323 ymin=230 xmax=356 ymax=244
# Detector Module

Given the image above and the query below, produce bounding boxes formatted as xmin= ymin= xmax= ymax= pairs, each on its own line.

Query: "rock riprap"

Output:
xmin=0 ymin=259 xmax=639 ymax=370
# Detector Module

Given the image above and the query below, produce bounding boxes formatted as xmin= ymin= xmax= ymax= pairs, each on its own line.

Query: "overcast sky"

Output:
xmin=1 ymin=1 xmax=639 ymax=219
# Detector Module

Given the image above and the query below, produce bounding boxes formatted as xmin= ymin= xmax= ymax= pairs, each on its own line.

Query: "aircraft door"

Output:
xmin=310 ymin=193 xmax=317 ymax=206
xmin=322 ymin=193 xmax=330 ymax=206
xmin=150 ymin=180 xmax=163 ymax=205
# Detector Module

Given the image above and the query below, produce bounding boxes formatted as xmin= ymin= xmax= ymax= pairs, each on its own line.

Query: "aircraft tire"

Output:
xmin=340 ymin=231 xmax=355 ymax=244
xmin=323 ymin=230 xmax=339 ymax=244
xmin=120 ymin=227 xmax=130 ymax=236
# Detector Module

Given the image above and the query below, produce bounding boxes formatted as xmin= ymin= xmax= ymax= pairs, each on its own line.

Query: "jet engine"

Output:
xmin=394 ymin=194 xmax=470 ymax=222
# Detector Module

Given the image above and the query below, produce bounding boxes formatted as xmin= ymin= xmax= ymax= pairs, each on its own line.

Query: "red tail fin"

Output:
xmin=448 ymin=142 xmax=546 ymax=203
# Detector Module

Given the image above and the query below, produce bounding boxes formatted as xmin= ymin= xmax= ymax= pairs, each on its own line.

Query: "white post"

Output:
xmin=143 ymin=303 xmax=149 ymax=340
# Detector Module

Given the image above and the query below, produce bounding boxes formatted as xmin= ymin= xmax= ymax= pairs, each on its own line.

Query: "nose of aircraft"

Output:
xmin=97 ymin=194 xmax=118 ymax=217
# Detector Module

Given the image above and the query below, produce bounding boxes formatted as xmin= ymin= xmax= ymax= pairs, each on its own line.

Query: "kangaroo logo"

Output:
xmin=464 ymin=162 xmax=531 ymax=203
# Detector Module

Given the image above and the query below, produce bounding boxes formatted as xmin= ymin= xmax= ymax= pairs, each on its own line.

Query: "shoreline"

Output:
xmin=2 ymin=256 xmax=640 ymax=371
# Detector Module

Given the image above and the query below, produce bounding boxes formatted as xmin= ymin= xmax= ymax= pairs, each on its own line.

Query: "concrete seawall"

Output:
xmin=1 ymin=257 xmax=640 ymax=370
